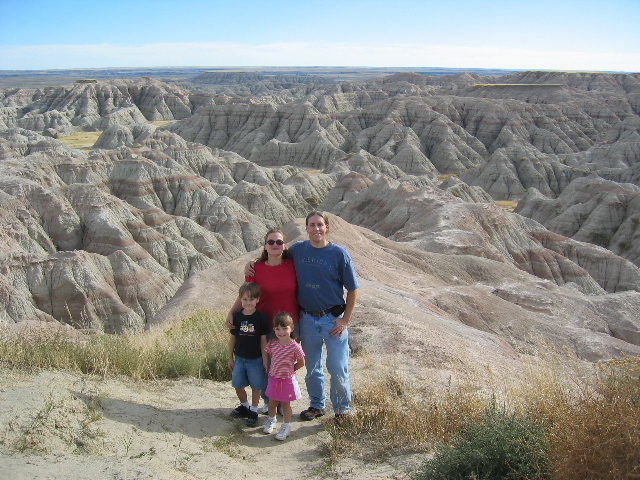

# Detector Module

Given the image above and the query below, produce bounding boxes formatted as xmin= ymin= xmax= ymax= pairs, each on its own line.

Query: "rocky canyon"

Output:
xmin=1 ymin=67 xmax=639 ymax=367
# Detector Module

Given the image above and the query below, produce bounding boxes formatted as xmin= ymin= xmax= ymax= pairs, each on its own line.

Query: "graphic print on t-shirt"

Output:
xmin=239 ymin=320 xmax=255 ymax=335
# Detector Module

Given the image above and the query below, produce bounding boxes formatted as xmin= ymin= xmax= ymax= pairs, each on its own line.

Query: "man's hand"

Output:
xmin=244 ymin=261 xmax=255 ymax=277
xmin=329 ymin=317 xmax=349 ymax=339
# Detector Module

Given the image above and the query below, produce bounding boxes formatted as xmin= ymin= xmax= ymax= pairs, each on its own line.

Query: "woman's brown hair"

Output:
xmin=254 ymin=228 xmax=293 ymax=263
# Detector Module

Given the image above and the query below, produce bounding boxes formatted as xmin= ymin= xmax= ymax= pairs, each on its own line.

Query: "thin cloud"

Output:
xmin=1 ymin=42 xmax=638 ymax=72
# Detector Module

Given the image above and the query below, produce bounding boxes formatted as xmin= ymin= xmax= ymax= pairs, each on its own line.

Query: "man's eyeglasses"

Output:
xmin=266 ymin=240 xmax=284 ymax=245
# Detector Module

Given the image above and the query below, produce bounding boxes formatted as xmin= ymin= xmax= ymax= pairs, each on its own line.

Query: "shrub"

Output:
xmin=416 ymin=404 xmax=550 ymax=480
xmin=589 ymin=231 xmax=609 ymax=247
xmin=305 ymin=195 xmax=320 ymax=207
xmin=619 ymin=240 xmax=632 ymax=251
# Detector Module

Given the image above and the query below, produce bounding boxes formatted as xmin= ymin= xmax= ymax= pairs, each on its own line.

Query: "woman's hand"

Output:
xmin=227 ymin=358 xmax=234 ymax=371
xmin=225 ymin=313 xmax=234 ymax=329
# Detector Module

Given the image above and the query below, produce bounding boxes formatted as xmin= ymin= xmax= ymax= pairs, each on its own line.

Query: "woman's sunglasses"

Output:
xmin=266 ymin=240 xmax=284 ymax=245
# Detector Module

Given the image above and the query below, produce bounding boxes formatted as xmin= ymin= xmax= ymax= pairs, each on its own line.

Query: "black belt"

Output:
xmin=301 ymin=307 xmax=333 ymax=317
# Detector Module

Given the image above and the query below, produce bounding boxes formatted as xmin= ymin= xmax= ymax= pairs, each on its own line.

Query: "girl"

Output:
xmin=262 ymin=312 xmax=305 ymax=441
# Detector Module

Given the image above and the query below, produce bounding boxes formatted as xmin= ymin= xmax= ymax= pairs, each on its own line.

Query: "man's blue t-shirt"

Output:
xmin=288 ymin=240 xmax=359 ymax=312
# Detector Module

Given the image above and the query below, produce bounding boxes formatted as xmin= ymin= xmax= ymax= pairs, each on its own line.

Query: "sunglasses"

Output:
xmin=266 ymin=240 xmax=284 ymax=245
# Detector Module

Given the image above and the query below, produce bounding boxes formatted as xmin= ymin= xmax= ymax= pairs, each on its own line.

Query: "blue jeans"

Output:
xmin=299 ymin=311 xmax=351 ymax=414
xmin=231 ymin=356 xmax=266 ymax=392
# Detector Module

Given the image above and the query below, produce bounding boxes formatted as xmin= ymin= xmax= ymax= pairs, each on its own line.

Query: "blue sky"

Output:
xmin=1 ymin=0 xmax=638 ymax=72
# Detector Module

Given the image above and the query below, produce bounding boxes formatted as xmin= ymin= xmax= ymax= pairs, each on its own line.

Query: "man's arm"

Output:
xmin=244 ymin=261 xmax=255 ymax=277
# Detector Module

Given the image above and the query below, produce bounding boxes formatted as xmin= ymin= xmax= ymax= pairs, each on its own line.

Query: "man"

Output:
xmin=287 ymin=211 xmax=359 ymax=422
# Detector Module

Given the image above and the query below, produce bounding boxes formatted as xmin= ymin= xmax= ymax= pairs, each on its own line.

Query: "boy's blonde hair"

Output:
xmin=239 ymin=282 xmax=261 ymax=299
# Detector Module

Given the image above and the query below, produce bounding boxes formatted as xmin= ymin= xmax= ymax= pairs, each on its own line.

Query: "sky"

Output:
xmin=1 ymin=0 xmax=639 ymax=72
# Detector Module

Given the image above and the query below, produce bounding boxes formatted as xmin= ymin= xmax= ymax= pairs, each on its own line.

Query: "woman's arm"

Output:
xmin=228 ymin=334 xmax=236 ymax=371
xmin=225 ymin=297 xmax=242 ymax=329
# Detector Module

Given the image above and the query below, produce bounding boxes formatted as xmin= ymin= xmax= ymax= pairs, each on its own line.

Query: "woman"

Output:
xmin=226 ymin=228 xmax=298 ymax=330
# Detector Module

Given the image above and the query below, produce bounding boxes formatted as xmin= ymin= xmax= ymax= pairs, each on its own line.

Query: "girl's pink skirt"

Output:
xmin=265 ymin=374 xmax=302 ymax=402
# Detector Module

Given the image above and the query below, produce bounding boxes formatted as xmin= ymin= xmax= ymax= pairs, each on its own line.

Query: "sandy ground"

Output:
xmin=0 ymin=363 xmax=421 ymax=480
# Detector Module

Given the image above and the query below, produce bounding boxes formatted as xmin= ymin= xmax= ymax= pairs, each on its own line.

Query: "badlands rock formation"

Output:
xmin=0 ymin=78 xmax=200 ymax=136
xmin=0 ymin=70 xmax=639 ymax=363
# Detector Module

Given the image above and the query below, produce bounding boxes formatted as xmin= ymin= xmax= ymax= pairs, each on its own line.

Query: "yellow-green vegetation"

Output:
xmin=0 ymin=311 xmax=230 ymax=381
xmin=58 ymin=131 xmax=103 ymax=150
xmin=305 ymin=195 xmax=320 ymax=207
xmin=324 ymin=354 xmax=640 ymax=480
xmin=302 ymin=168 xmax=325 ymax=174
xmin=150 ymin=121 xmax=172 ymax=127
xmin=438 ymin=173 xmax=459 ymax=181
xmin=469 ymin=84 xmax=564 ymax=88
xmin=495 ymin=200 xmax=519 ymax=212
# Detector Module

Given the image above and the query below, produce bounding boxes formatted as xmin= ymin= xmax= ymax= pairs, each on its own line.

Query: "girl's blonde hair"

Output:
xmin=272 ymin=312 xmax=296 ymax=339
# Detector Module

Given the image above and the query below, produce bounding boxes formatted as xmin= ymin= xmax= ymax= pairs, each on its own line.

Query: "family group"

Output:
xmin=226 ymin=211 xmax=358 ymax=441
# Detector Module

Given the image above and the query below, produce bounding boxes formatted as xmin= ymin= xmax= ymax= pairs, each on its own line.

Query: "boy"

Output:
xmin=228 ymin=282 xmax=269 ymax=426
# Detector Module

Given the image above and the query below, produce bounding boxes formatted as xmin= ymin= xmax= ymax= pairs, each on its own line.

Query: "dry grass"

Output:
xmin=469 ymin=84 xmax=564 ymax=88
xmin=322 ymin=371 xmax=487 ymax=463
xmin=3 ymin=390 xmax=104 ymax=455
xmin=495 ymin=200 xmax=519 ymax=212
xmin=543 ymin=354 xmax=640 ymax=480
xmin=57 ymin=131 xmax=103 ymax=150
xmin=0 ymin=311 xmax=230 ymax=381
xmin=438 ymin=173 xmax=459 ymax=181
xmin=324 ymin=353 xmax=640 ymax=479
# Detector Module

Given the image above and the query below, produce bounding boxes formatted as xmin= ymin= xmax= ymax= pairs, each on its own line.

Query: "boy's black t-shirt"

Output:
xmin=231 ymin=309 xmax=269 ymax=359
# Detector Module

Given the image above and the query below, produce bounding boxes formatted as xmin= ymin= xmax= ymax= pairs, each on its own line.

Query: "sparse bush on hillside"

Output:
xmin=0 ymin=311 xmax=230 ymax=381
xmin=415 ymin=404 xmax=550 ymax=480
xmin=589 ymin=231 xmax=610 ymax=247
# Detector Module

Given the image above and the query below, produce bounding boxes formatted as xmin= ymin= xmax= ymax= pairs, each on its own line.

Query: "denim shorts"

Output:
xmin=231 ymin=356 xmax=266 ymax=391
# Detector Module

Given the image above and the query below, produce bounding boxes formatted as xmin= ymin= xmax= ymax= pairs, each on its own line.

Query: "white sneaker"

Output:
xmin=275 ymin=423 xmax=291 ymax=441
xmin=263 ymin=417 xmax=277 ymax=434
xmin=261 ymin=403 xmax=269 ymax=415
